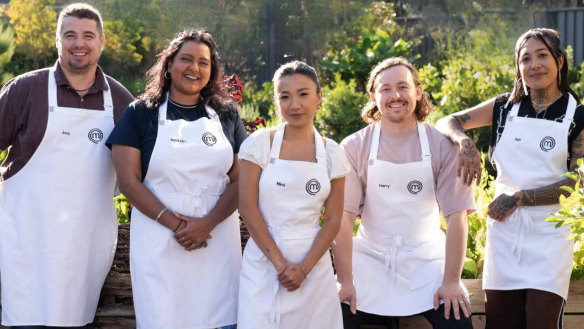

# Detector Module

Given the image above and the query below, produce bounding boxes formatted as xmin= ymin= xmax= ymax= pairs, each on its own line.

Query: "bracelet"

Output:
xmin=155 ymin=207 xmax=168 ymax=222
xmin=299 ymin=262 xmax=307 ymax=278
xmin=172 ymin=220 xmax=183 ymax=232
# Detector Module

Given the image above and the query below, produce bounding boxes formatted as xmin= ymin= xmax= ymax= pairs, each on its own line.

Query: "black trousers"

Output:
xmin=341 ymin=303 xmax=473 ymax=329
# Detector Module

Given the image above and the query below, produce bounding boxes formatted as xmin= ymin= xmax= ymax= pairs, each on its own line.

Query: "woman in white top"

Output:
xmin=237 ymin=61 xmax=350 ymax=329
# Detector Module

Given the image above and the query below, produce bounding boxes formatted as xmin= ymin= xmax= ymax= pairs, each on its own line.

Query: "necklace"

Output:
xmin=168 ymin=98 xmax=198 ymax=109
xmin=531 ymin=93 xmax=562 ymax=116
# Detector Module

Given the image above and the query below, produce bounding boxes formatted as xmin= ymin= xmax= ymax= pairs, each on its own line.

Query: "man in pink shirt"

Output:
xmin=333 ymin=57 xmax=475 ymax=329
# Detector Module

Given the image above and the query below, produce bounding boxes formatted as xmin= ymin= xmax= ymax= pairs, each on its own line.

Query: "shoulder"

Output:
xmin=2 ymin=68 xmax=50 ymax=92
xmin=239 ymin=128 xmax=272 ymax=168
xmin=423 ymin=123 xmax=457 ymax=161
xmin=341 ymin=124 xmax=374 ymax=151
xmin=325 ymin=137 xmax=351 ymax=179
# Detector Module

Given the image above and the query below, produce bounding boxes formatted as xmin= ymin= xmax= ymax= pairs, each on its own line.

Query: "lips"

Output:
xmin=387 ymin=102 xmax=406 ymax=108
xmin=184 ymin=74 xmax=200 ymax=81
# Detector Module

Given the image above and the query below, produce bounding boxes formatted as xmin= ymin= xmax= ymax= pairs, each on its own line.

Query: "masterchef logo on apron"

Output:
xmin=202 ymin=132 xmax=217 ymax=146
xmin=88 ymin=128 xmax=103 ymax=144
xmin=407 ymin=180 xmax=423 ymax=194
xmin=539 ymin=136 xmax=555 ymax=152
xmin=306 ymin=178 xmax=321 ymax=195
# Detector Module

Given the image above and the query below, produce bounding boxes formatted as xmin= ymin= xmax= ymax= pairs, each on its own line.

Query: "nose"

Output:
xmin=189 ymin=62 xmax=200 ymax=72
xmin=390 ymin=89 xmax=401 ymax=99
xmin=289 ymin=96 xmax=301 ymax=110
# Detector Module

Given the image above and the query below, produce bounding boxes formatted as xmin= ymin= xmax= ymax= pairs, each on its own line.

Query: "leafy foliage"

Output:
xmin=419 ymin=21 xmax=516 ymax=151
xmin=315 ymin=74 xmax=368 ymax=143
xmin=0 ymin=23 xmax=15 ymax=85
xmin=5 ymin=0 xmax=56 ymax=69
xmin=318 ymin=2 xmax=417 ymax=90
xmin=547 ymin=159 xmax=584 ymax=279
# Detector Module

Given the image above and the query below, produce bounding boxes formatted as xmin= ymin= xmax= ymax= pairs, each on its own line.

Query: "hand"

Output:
xmin=337 ymin=280 xmax=357 ymax=315
xmin=457 ymin=138 xmax=482 ymax=186
xmin=173 ymin=213 xmax=213 ymax=251
xmin=277 ymin=263 xmax=306 ymax=292
xmin=487 ymin=192 xmax=520 ymax=221
xmin=433 ymin=282 xmax=471 ymax=320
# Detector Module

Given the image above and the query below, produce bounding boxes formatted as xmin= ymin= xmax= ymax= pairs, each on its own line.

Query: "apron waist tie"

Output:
xmin=270 ymin=279 xmax=282 ymax=325
xmin=509 ymin=209 xmax=533 ymax=264
xmin=383 ymin=235 xmax=403 ymax=282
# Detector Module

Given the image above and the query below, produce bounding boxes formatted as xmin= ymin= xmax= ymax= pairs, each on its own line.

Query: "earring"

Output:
xmin=558 ymin=72 xmax=562 ymax=87
xmin=164 ymin=71 xmax=171 ymax=79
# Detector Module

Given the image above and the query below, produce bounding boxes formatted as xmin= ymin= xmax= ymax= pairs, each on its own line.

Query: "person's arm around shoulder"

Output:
xmin=239 ymin=129 xmax=288 ymax=277
xmin=436 ymin=98 xmax=496 ymax=186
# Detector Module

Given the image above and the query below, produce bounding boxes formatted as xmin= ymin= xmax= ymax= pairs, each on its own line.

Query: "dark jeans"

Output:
xmin=341 ymin=303 xmax=473 ymax=329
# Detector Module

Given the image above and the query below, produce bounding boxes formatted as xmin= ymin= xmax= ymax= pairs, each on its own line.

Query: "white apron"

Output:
xmin=353 ymin=122 xmax=467 ymax=316
xmin=0 ymin=68 xmax=117 ymax=326
xmin=483 ymin=94 xmax=577 ymax=299
xmin=130 ymin=99 xmax=241 ymax=329
xmin=238 ymin=123 xmax=343 ymax=329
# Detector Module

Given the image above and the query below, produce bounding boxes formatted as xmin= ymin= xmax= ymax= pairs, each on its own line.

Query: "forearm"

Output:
xmin=436 ymin=115 xmax=472 ymax=146
xmin=443 ymin=211 xmax=468 ymax=284
xmin=332 ymin=211 xmax=356 ymax=284
xmin=240 ymin=206 xmax=286 ymax=270
xmin=204 ymin=180 xmax=239 ymax=226
xmin=119 ymin=179 xmax=182 ymax=231
xmin=516 ymin=176 xmax=574 ymax=207
xmin=300 ymin=211 xmax=342 ymax=275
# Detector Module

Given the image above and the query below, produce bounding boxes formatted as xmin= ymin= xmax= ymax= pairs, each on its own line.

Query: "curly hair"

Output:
xmin=510 ymin=28 xmax=580 ymax=104
xmin=139 ymin=29 xmax=235 ymax=116
xmin=361 ymin=57 xmax=433 ymax=123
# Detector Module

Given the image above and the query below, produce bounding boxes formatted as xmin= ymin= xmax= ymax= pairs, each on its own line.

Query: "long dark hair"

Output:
xmin=362 ymin=57 xmax=433 ymax=123
xmin=510 ymin=28 xmax=580 ymax=104
xmin=139 ymin=29 xmax=235 ymax=115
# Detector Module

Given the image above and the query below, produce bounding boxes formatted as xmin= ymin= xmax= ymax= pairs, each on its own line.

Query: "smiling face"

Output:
xmin=518 ymin=37 xmax=563 ymax=94
xmin=57 ymin=16 xmax=104 ymax=75
xmin=370 ymin=65 xmax=422 ymax=126
xmin=275 ymin=74 xmax=322 ymax=128
xmin=167 ymin=41 xmax=212 ymax=104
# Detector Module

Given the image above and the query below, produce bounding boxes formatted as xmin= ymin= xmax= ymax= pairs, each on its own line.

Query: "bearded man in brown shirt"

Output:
xmin=0 ymin=3 xmax=133 ymax=328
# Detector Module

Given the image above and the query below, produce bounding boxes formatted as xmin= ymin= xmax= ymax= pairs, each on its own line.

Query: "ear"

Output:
xmin=369 ymin=91 xmax=376 ymax=103
xmin=416 ymin=85 xmax=423 ymax=101
xmin=558 ymin=53 xmax=565 ymax=71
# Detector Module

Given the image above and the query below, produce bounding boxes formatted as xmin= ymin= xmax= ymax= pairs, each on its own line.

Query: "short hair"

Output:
xmin=56 ymin=3 xmax=103 ymax=38
xmin=362 ymin=57 xmax=433 ymax=123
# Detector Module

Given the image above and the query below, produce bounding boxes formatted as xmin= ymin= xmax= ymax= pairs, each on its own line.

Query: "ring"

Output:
xmin=458 ymin=299 xmax=465 ymax=304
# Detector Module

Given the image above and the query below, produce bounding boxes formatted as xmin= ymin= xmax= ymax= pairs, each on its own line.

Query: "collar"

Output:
xmin=53 ymin=61 xmax=110 ymax=93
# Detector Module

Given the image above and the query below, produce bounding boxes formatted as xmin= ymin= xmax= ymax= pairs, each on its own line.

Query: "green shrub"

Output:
xmin=315 ymin=74 xmax=369 ymax=143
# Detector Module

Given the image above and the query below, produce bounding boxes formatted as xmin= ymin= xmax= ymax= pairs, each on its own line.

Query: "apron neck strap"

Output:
xmin=269 ymin=123 xmax=326 ymax=164
xmin=369 ymin=121 xmax=431 ymax=165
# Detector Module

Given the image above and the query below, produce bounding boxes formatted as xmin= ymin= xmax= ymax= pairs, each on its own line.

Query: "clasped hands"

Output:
xmin=173 ymin=212 xmax=214 ymax=251
xmin=277 ymin=263 xmax=307 ymax=292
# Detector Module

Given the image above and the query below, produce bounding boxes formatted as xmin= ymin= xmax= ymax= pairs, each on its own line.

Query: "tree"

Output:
xmin=0 ymin=23 xmax=16 ymax=85
xmin=6 ymin=0 xmax=56 ymax=69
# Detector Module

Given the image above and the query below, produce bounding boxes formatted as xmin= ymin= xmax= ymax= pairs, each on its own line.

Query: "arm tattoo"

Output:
xmin=461 ymin=140 xmax=478 ymax=158
xmin=458 ymin=113 xmax=471 ymax=123
xmin=499 ymin=194 xmax=519 ymax=212
xmin=520 ymin=178 xmax=574 ymax=206
xmin=265 ymin=247 xmax=270 ymax=254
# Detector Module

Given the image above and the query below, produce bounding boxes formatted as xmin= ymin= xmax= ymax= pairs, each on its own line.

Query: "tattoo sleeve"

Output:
xmin=519 ymin=177 xmax=574 ymax=206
